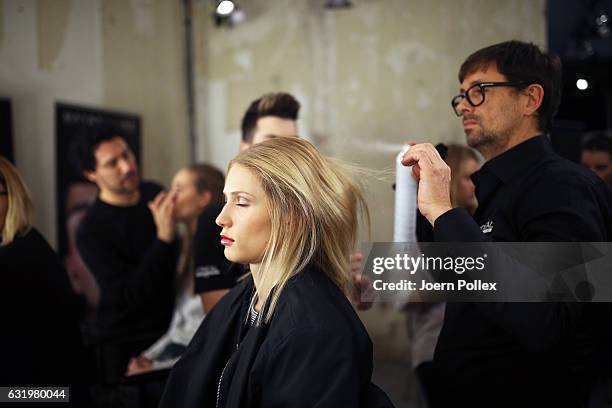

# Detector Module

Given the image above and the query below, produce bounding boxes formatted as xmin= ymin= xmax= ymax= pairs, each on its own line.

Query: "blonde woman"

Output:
xmin=160 ymin=138 xmax=393 ymax=407
xmin=0 ymin=156 xmax=87 ymax=402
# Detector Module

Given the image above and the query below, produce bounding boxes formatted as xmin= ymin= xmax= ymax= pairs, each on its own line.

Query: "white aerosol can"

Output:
xmin=393 ymin=145 xmax=418 ymax=242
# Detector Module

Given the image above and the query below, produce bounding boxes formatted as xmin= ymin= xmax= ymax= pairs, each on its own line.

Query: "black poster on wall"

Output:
xmin=0 ymin=97 xmax=14 ymax=163
xmin=55 ymin=103 xmax=141 ymax=260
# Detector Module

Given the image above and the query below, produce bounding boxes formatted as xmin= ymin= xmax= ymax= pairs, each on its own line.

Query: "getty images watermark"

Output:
xmin=359 ymin=242 xmax=612 ymax=303
xmin=371 ymin=252 xmax=496 ymax=292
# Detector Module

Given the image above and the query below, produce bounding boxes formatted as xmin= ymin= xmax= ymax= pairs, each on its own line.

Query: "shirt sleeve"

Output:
xmin=193 ymin=207 xmax=235 ymax=293
xmin=432 ymin=174 xmax=609 ymax=352
xmin=433 ymin=207 xmax=490 ymax=242
xmin=77 ymin=221 xmax=178 ymax=313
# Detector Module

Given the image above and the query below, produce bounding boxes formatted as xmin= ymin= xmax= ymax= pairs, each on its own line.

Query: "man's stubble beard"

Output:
xmin=465 ymin=121 xmax=510 ymax=158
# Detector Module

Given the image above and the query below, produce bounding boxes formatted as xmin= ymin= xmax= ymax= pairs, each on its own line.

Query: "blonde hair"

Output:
xmin=229 ymin=137 xmax=369 ymax=323
xmin=0 ymin=156 xmax=34 ymax=246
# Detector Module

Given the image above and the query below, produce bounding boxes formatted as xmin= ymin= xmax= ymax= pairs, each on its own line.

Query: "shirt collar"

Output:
xmin=472 ymin=135 xmax=552 ymax=185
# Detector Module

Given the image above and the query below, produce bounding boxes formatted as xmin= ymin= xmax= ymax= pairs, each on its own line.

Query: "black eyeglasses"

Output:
xmin=451 ymin=81 xmax=527 ymax=117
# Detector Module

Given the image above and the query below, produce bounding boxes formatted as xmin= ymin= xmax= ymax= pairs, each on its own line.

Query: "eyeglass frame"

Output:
xmin=451 ymin=81 xmax=529 ymax=117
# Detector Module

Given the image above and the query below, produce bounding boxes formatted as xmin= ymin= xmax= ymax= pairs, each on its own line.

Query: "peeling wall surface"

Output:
xmin=0 ymin=0 xmax=104 ymax=247
xmin=0 ymin=0 xmax=188 ymax=247
xmin=102 ymin=0 xmax=188 ymax=185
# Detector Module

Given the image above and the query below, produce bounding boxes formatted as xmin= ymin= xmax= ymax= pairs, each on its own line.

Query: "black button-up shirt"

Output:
xmin=431 ymin=135 xmax=612 ymax=407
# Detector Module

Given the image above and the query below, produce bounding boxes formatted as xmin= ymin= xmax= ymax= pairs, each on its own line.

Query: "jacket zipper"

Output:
xmin=216 ymin=343 xmax=239 ymax=408
xmin=218 ymin=298 xmax=257 ymax=407
xmin=215 ymin=359 xmax=229 ymax=408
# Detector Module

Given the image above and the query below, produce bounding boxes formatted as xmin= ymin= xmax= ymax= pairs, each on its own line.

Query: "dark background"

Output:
xmin=0 ymin=97 xmax=14 ymax=163
xmin=547 ymin=0 xmax=612 ymax=162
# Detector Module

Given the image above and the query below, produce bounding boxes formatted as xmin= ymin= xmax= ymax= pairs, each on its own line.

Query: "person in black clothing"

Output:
xmin=402 ymin=41 xmax=612 ymax=407
xmin=74 ymin=129 xmax=179 ymax=387
xmin=0 ymin=156 xmax=89 ymax=405
xmin=160 ymin=137 xmax=393 ymax=407
xmin=192 ymin=203 xmax=236 ymax=310
xmin=238 ymin=92 xmax=300 ymax=151
xmin=127 ymin=163 xmax=227 ymax=375
xmin=581 ymin=131 xmax=612 ymax=189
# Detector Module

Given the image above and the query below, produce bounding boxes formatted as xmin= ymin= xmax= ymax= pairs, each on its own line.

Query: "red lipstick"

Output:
xmin=220 ymin=234 xmax=234 ymax=246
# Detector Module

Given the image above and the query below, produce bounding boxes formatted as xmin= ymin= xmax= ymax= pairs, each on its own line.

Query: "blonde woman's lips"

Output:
xmin=220 ymin=235 xmax=235 ymax=246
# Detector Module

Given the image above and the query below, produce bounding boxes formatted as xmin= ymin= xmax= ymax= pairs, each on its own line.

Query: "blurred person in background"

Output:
xmin=74 ymin=126 xmax=179 ymax=404
xmin=581 ymin=131 xmax=612 ymax=190
xmin=127 ymin=163 xmax=227 ymax=375
xmin=0 ymin=156 xmax=88 ymax=405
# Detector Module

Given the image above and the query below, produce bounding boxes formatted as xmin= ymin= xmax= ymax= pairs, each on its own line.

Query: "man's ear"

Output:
xmin=524 ymin=83 xmax=545 ymax=116
xmin=84 ymin=170 xmax=97 ymax=184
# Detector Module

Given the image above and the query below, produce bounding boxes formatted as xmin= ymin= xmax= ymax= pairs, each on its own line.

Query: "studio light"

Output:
xmin=576 ymin=78 xmax=589 ymax=90
xmin=216 ymin=0 xmax=235 ymax=16
xmin=213 ymin=0 xmax=244 ymax=27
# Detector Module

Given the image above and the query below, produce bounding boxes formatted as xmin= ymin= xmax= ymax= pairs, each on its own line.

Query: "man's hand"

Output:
xmin=126 ymin=356 xmax=154 ymax=376
xmin=148 ymin=190 xmax=178 ymax=243
xmin=349 ymin=252 xmax=374 ymax=310
xmin=401 ymin=143 xmax=453 ymax=225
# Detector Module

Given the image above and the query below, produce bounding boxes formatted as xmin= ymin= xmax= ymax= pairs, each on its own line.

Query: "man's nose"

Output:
xmin=118 ymin=159 xmax=133 ymax=174
xmin=458 ymin=97 xmax=475 ymax=116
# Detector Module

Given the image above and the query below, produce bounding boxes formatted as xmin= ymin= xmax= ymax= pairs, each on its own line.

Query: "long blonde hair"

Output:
xmin=0 ymin=156 xmax=34 ymax=246
xmin=229 ymin=137 xmax=369 ymax=323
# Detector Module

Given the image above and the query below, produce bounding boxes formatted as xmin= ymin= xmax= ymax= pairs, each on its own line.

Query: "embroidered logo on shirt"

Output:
xmin=195 ymin=265 xmax=221 ymax=278
xmin=480 ymin=220 xmax=494 ymax=234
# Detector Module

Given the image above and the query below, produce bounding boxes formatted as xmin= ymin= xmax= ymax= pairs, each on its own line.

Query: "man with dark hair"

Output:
xmin=403 ymin=40 xmax=611 ymax=406
xmin=582 ymin=132 xmax=612 ymax=188
xmin=75 ymin=128 xmax=178 ymax=387
xmin=239 ymin=92 xmax=300 ymax=151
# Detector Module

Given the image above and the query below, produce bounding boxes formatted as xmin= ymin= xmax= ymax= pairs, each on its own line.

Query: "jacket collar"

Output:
xmin=475 ymin=135 xmax=552 ymax=185
xmin=471 ymin=135 xmax=552 ymax=205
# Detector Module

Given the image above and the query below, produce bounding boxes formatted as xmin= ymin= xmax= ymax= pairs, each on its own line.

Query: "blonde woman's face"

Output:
xmin=0 ymin=182 xmax=7 ymax=233
xmin=216 ymin=164 xmax=271 ymax=265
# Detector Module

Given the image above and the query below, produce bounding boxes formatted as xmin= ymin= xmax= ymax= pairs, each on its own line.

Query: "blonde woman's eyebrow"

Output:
xmin=223 ymin=191 xmax=255 ymax=198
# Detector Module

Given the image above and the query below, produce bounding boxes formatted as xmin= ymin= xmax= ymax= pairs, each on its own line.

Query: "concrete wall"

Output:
xmin=0 ymin=0 xmax=188 ymax=247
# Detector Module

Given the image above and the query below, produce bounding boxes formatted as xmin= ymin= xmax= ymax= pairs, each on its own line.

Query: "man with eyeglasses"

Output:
xmin=402 ymin=41 xmax=612 ymax=407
